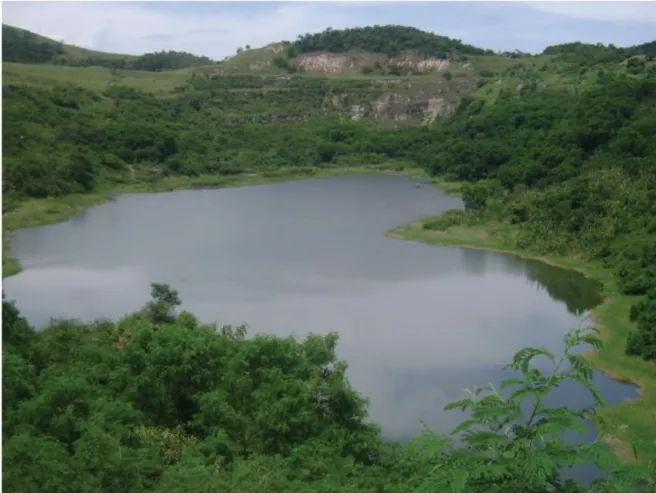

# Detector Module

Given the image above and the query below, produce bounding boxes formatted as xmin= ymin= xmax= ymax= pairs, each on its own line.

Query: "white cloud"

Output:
xmin=524 ymin=1 xmax=656 ymax=24
xmin=1 ymin=2 xmax=359 ymax=59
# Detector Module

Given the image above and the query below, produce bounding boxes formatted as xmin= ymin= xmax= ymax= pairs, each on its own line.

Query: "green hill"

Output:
xmin=2 ymin=24 xmax=135 ymax=65
xmin=2 ymin=24 xmax=215 ymax=70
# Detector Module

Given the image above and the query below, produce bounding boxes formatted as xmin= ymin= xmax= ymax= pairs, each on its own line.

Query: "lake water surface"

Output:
xmin=5 ymin=174 xmax=635 ymax=455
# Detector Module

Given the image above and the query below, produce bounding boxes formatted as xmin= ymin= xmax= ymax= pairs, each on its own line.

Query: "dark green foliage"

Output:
xmin=3 ymin=288 xmax=654 ymax=492
xmin=142 ymin=283 xmax=182 ymax=323
xmin=626 ymin=289 xmax=656 ymax=361
xmin=293 ymin=25 xmax=491 ymax=58
xmin=2 ymin=24 xmax=65 ymax=64
xmin=542 ymin=41 xmax=654 ymax=66
xmin=632 ymin=41 xmax=656 ymax=57
xmin=2 ymin=75 xmax=396 ymax=199
xmin=128 ymin=51 xmax=214 ymax=71
xmin=2 ymin=24 xmax=214 ymax=71
xmin=461 ymin=181 xmax=501 ymax=211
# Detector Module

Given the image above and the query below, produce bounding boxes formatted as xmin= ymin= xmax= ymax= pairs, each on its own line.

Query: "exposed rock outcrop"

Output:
xmin=345 ymin=92 xmax=455 ymax=125
xmin=293 ymin=51 xmax=450 ymax=75
xmin=223 ymin=113 xmax=308 ymax=124
xmin=296 ymin=52 xmax=354 ymax=73
xmin=392 ymin=55 xmax=450 ymax=72
xmin=249 ymin=61 xmax=269 ymax=71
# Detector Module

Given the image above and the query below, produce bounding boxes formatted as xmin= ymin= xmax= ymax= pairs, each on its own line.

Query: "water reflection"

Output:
xmin=458 ymin=248 xmax=603 ymax=315
xmin=523 ymin=259 xmax=604 ymax=315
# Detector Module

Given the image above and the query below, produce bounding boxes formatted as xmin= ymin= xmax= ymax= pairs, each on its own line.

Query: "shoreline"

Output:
xmin=386 ymin=220 xmax=655 ymax=464
xmin=3 ymin=169 xmax=653 ymax=463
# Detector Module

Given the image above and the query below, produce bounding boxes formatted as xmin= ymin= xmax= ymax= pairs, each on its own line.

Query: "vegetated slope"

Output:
xmin=2 ymin=24 xmax=215 ymax=70
xmin=543 ymin=40 xmax=656 ymax=60
xmin=2 ymin=24 xmax=135 ymax=65
xmin=3 ymin=282 xmax=655 ymax=493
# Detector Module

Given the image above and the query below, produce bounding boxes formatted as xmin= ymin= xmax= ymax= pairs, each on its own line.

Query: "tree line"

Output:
xmin=69 ymin=51 xmax=215 ymax=71
xmin=289 ymin=25 xmax=493 ymax=59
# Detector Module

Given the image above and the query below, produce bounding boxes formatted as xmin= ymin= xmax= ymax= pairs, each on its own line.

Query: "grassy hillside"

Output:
xmin=3 ymin=23 xmax=656 ymax=492
xmin=2 ymin=24 xmax=214 ymax=70
xmin=2 ymin=24 xmax=136 ymax=64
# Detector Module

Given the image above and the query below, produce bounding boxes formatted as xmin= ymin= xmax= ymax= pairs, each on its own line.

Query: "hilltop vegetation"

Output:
xmin=3 ymin=283 xmax=655 ymax=493
xmin=543 ymin=40 xmax=656 ymax=61
xmin=290 ymin=25 xmax=491 ymax=59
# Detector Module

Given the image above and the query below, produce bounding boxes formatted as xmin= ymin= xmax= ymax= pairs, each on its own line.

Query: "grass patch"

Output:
xmin=2 ymin=62 xmax=192 ymax=95
xmin=387 ymin=214 xmax=656 ymax=465
xmin=428 ymin=176 xmax=464 ymax=196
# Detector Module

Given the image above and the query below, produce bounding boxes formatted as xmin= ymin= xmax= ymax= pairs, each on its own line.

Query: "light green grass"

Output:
xmin=428 ymin=176 xmax=464 ymax=195
xmin=387 ymin=217 xmax=656 ymax=465
xmin=217 ymin=45 xmax=286 ymax=74
xmin=2 ymin=62 xmax=192 ymax=95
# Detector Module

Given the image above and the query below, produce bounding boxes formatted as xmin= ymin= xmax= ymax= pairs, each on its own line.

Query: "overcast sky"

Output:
xmin=3 ymin=1 xmax=655 ymax=59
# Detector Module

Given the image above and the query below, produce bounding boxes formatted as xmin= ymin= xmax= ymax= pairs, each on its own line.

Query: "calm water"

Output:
xmin=5 ymin=174 xmax=635 ymax=462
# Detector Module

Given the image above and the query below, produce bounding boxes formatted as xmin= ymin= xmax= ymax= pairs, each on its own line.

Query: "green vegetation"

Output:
xmin=2 ymin=24 xmax=215 ymax=70
xmin=2 ymin=24 xmax=134 ymax=65
xmin=3 ymin=23 xmax=67 ymax=64
xmin=3 ymin=283 xmax=655 ymax=492
xmin=126 ymin=51 xmax=214 ymax=71
xmin=2 ymin=62 xmax=192 ymax=95
xmin=543 ymin=41 xmax=656 ymax=66
xmin=3 ymin=22 xmax=656 ymax=486
xmin=291 ymin=25 xmax=492 ymax=58
xmin=1 ymin=78 xmax=400 ymax=202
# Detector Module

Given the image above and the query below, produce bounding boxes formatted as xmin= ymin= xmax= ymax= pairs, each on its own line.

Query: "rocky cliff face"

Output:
xmin=344 ymin=94 xmax=455 ymax=125
xmin=324 ymin=77 xmax=476 ymax=126
xmin=294 ymin=51 xmax=452 ymax=75
xmin=212 ymin=48 xmax=483 ymax=126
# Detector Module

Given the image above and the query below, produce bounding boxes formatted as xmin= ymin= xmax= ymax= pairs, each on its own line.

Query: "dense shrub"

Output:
xmin=3 ymin=286 xmax=654 ymax=492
